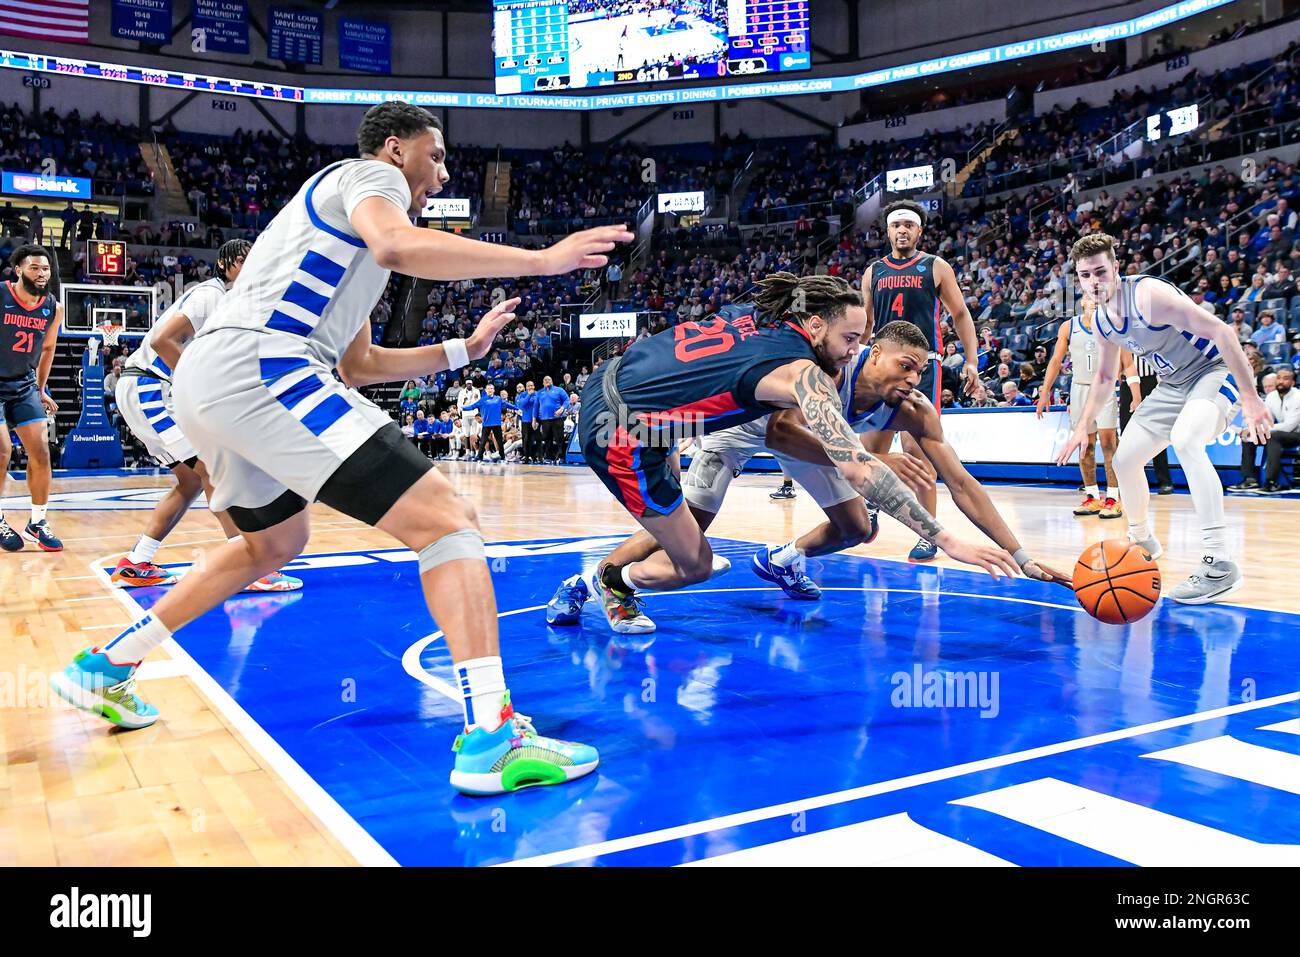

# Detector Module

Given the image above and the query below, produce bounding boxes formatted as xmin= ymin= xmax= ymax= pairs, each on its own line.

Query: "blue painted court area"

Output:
xmin=120 ymin=537 xmax=1300 ymax=866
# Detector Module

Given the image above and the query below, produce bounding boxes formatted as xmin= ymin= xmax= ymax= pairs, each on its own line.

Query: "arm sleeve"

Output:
xmin=463 ymin=398 xmax=482 ymax=411
xmin=503 ymin=400 xmax=519 ymax=412
xmin=338 ymin=160 xmax=412 ymax=221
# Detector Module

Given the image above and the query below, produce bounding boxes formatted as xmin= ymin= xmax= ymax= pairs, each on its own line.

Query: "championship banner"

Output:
xmin=111 ymin=0 xmax=172 ymax=45
xmin=192 ymin=0 xmax=249 ymax=55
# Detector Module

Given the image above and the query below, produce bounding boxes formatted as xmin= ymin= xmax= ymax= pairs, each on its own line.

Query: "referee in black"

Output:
xmin=1121 ymin=354 xmax=1175 ymax=494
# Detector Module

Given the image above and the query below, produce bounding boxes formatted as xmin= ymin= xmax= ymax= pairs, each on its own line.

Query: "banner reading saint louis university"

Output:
xmin=0 ymin=0 xmax=88 ymax=44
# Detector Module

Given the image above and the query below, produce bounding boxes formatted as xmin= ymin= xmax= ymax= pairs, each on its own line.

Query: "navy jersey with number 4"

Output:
xmin=869 ymin=252 xmax=942 ymax=354
xmin=0 ymin=281 xmax=55 ymax=380
xmin=608 ymin=312 xmax=819 ymax=435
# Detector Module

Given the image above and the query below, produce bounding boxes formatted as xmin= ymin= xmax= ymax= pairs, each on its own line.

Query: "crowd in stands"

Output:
xmin=964 ymin=43 xmax=1300 ymax=197
xmin=8 ymin=13 xmax=1297 ymax=479
xmin=0 ymin=105 xmax=152 ymax=198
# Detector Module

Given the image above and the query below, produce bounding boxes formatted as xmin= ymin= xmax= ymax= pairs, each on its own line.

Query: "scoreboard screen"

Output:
xmin=87 ymin=240 xmax=126 ymax=278
xmin=493 ymin=0 xmax=809 ymax=94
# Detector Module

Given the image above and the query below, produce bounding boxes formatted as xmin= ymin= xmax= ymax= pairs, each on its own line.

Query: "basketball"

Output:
xmin=1072 ymin=540 xmax=1161 ymax=624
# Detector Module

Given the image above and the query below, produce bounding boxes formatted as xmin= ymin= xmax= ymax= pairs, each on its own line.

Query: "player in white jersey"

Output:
xmin=53 ymin=102 xmax=633 ymax=797
xmin=1036 ymin=296 xmax=1140 ymax=520
xmin=111 ymin=239 xmax=301 ymax=592
xmin=1060 ymin=233 xmax=1272 ymax=604
xmin=456 ymin=379 xmax=482 ymax=459
xmin=546 ymin=321 xmax=1068 ymax=632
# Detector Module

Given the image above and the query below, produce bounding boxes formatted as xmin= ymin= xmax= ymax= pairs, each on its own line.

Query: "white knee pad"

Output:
xmin=681 ymin=448 xmax=737 ymax=514
xmin=418 ymin=529 xmax=486 ymax=573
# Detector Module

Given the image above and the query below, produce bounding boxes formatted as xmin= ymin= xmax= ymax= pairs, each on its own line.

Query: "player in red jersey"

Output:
xmin=0 ymin=245 xmax=64 ymax=552
xmin=569 ymin=272 xmax=1018 ymax=634
xmin=862 ymin=199 xmax=980 ymax=563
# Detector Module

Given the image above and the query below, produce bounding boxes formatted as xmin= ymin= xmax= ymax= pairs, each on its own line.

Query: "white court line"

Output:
xmin=83 ymin=622 xmax=129 ymax=631
xmin=64 ymin=595 xmax=114 ymax=602
xmin=504 ymin=690 xmax=1300 ymax=867
xmin=89 ymin=552 xmax=399 ymax=868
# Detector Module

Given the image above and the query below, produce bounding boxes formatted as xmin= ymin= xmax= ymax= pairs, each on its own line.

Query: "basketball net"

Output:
xmin=92 ymin=321 xmax=123 ymax=367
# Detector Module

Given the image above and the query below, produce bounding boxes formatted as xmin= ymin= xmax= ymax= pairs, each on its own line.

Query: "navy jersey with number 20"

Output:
xmin=608 ymin=313 xmax=819 ymax=435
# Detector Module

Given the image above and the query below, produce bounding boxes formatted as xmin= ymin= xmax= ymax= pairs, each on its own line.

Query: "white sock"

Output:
xmin=1127 ymin=520 xmax=1152 ymax=542
xmin=1171 ymin=400 xmax=1230 ymax=563
xmin=456 ymin=655 xmax=510 ymax=730
xmin=621 ymin=564 xmax=638 ymax=592
xmin=772 ymin=540 xmax=805 ymax=569
xmin=100 ymin=613 xmax=172 ymax=665
xmin=1201 ymin=524 xmax=1230 ymax=564
xmin=30 ymin=504 xmax=46 ymax=524
xmin=128 ymin=535 xmax=162 ymax=564
xmin=1084 ymin=485 xmax=1100 ymax=499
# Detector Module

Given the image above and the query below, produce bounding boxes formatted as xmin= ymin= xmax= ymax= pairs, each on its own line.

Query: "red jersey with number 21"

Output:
xmin=609 ymin=314 xmax=819 ymax=435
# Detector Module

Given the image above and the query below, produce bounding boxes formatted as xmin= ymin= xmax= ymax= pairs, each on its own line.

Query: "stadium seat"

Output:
xmin=1009 ymin=334 xmax=1029 ymax=357
xmin=1290 ymin=295 xmax=1300 ymax=313
xmin=1262 ymin=298 xmax=1288 ymax=315
xmin=1262 ymin=341 xmax=1291 ymax=363
xmin=1239 ymin=301 xmax=1258 ymax=319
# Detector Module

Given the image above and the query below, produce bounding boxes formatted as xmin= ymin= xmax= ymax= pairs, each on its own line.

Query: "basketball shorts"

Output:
xmin=1126 ymin=365 xmax=1240 ymax=444
xmin=463 ymin=416 xmax=482 ymax=437
xmin=916 ymin=357 xmax=941 ymax=413
xmin=1068 ymin=380 xmax=1120 ymax=432
xmin=578 ymin=374 xmax=683 ymax=519
xmin=0 ymin=375 xmax=45 ymax=430
xmin=172 ymin=328 xmax=430 ymax=527
xmin=682 ymin=416 xmax=858 ymax=514
xmin=116 ymin=374 xmax=197 ymax=468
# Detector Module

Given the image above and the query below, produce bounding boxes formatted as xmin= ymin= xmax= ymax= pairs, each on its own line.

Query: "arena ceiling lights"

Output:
xmin=0 ymin=0 xmax=1236 ymax=112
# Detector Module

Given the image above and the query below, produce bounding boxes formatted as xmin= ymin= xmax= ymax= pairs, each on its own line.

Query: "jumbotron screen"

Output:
xmin=492 ymin=0 xmax=810 ymax=94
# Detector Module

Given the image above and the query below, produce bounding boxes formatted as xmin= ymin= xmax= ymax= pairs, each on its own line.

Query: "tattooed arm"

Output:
xmin=784 ymin=361 xmax=1020 ymax=579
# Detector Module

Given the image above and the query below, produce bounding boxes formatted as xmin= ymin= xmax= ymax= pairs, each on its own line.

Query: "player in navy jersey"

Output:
xmin=0 ymin=244 xmax=64 ymax=552
xmin=548 ymin=319 xmax=1068 ymax=630
xmin=576 ymin=272 xmax=1018 ymax=635
xmin=862 ymin=200 xmax=980 ymax=564
xmin=1059 ymin=232 xmax=1271 ymax=604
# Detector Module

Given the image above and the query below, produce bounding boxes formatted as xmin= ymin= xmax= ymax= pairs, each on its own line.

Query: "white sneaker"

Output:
xmin=1170 ymin=557 xmax=1243 ymax=605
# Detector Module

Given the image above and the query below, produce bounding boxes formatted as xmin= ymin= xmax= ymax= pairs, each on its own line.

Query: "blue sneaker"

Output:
xmin=450 ymin=696 xmax=599 ymax=796
xmin=49 ymin=648 xmax=160 ymax=730
xmin=22 ymin=519 xmax=62 ymax=552
xmin=546 ymin=573 xmax=589 ymax=625
xmin=242 ymin=570 xmax=304 ymax=592
xmin=751 ymin=546 xmax=822 ymax=600
xmin=864 ymin=506 xmax=880 ymax=544
xmin=0 ymin=518 xmax=22 ymax=552
xmin=908 ymin=538 xmax=938 ymax=563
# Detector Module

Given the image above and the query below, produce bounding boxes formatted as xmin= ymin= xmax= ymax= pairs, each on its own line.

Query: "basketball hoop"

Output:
xmin=97 ymin=321 xmax=124 ymax=349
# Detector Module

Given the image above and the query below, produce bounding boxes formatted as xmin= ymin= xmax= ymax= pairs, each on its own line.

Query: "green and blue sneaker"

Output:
xmin=50 ymin=648 xmax=159 ymax=730
xmin=450 ymin=696 xmax=598 ymax=796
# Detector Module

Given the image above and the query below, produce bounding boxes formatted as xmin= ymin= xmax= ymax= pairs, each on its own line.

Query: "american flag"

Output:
xmin=0 ymin=0 xmax=89 ymax=44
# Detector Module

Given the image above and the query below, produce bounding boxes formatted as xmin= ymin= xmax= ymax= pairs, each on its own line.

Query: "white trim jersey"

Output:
xmin=1067 ymin=314 xmax=1100 ymax=386
xmin=125 ymin=277 xmax=225 ymax=382
xmin=1093 ymin=276 xmax=1225 ymax=389
xmin=198 ymin=158 xmax=412 ymax=367
xmin=839 ymin=348 xmax=904 ymax=433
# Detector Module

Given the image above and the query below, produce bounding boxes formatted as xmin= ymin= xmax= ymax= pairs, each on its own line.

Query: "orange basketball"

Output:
xmin=1072 ymin=539 xmax=1161 ymax=624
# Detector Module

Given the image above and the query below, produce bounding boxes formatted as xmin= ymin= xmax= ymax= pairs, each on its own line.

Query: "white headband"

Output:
xmin=887 ymin=209 xmax=923 ymax=227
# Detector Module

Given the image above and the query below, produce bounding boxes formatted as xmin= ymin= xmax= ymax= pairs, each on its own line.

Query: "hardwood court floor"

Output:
xmin=2 ymin=463 xmax=1296 ymax=866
